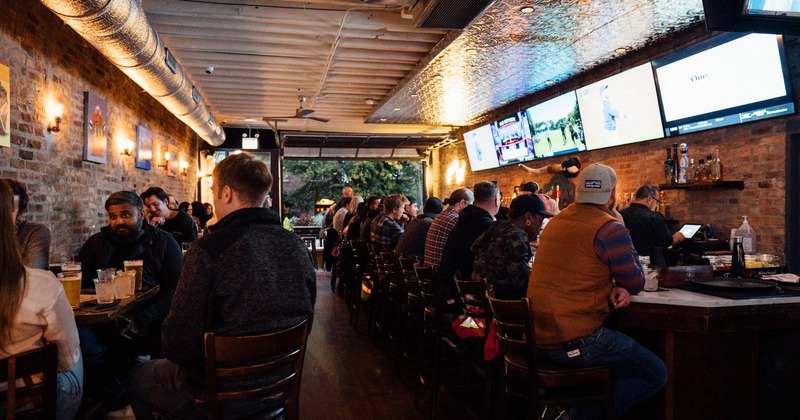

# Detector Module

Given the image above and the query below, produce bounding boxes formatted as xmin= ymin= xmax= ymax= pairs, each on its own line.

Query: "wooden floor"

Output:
xmin=300 ymin=270 xmax=462 ymax=420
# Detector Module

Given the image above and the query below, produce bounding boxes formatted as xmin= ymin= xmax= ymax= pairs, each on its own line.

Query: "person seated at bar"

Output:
xmin=423 ymin=188 xmax=473 ymax=269
xmin=403 ymin=195 xmax=419 ymax=222
xmin=471 ymin=194 xmax=553 ymax=300
xmin=76 ymin=191 xmax=183 ymax=412
xmin=179 ymin=201 xmax=202 ymax=233
xmin=3 ymin=178 xmax=52 ymax=269
xmin=191 ymin=201 xmax=209 ymax=230
xmin=370 ymin=194 xmax=408 ymax=253
xmin=0 ymin=180 xmax=83 ymax=420
xmin=619 ymin=184 xmax=684 ymax=256
xmin=126 ymin=152 xmax=316 ymax=419
xmin=141 ymin=187 xmax=198 ymax=244
xmin=528 ymin=164 xmax=666 ymax=418
xmin=358 ymin=196 xmax=382 ymax=244
xmin=438 ymin=181 xmax=500 ymax=314
xmin=395 ymin=196 xmax=443 ymax=262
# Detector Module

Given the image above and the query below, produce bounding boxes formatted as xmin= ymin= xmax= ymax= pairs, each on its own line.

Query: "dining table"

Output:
xmin=72 ymin=286 xmax=160 ymax=326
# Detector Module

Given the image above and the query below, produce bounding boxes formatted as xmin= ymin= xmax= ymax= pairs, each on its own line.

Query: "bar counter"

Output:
xmin=611 ymin=286 xmax=800 ymax=419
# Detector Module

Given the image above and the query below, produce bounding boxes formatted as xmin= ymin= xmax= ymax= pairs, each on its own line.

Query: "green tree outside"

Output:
xmin=282 ymin=160 xmax=423 ymax=218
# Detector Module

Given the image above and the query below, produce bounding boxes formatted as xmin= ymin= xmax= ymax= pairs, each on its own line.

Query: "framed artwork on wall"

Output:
xmin=136 ymin=125 xmax=152 ymax=170
xmin=0 ymin=63 xmax=10 ymax=148
xmin=83 ymin=92 xmax=108 ymax=164
xmin=167 ymin=143 xmax=178 ymax=177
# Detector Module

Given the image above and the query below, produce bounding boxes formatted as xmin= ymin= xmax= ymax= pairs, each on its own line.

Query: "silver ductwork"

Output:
xmin=40 ymin=0 xmax=225 ymax=146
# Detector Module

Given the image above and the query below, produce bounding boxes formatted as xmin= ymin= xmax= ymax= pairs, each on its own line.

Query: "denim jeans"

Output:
xmin=538 ymin=326 xmax=667 ymax=418
xmin=57 ymin=356 xmax=83 ymax=420
xmin=126 ymin=359 xmax=282 ymax=419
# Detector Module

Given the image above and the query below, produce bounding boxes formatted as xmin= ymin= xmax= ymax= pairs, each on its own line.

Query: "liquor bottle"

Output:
xmin=696 ymin=159 xmax=705 ymax=182
xmin=678 ymin=143 xmax=689 ymax=183
xmin=704 ymin=155 xmax=713 ymax=182
xmin=688 ymin=158 xmax=696 ymax=183
xmin=664 ymin=148 xmax=674 ymax=184
xmin=711 ymin=148 xmax=723 ymax=181
xmin=731 ymin=236 xmax=746 ymax=278
xmin=671 ymin=143 xmax=679 ymax=184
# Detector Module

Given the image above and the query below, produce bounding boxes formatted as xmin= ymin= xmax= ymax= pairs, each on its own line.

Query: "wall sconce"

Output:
xmin=180 ymin=160 xmax=189 ymax=176
xmin=46 ymin=100 xmax=64 ymax=133
xmin=445 ymin=159 xmax=466 ymax=185
xmin=158 ymin=151 xmax=171 ymax=169
xmin=120 ymin=139 xmax=134 ymax=156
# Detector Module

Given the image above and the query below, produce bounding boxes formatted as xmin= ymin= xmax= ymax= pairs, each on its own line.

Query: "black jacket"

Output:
xmin=77 ymin=222 xmax=182 ymax=327
xmin=437 ymin=205 xmax=494 ymax=311
xmin=619 ymin=203 xmax=673 ymax=256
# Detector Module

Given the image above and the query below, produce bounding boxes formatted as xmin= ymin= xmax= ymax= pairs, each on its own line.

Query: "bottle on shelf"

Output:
xmin=687 ymin=158 xmax=696 ymax=183
xmin=671 ymin=143 xmax=680 ymax=184
xmin=678 ymin=143 xmax=689 ymax=183
xmin=695 ymin=158 xmax=705 ymax=182
xmin=711 ymin=148 xmax=723 ymax=181
xmin=731 ymin=236 xmax=746 ymax=278
xmin=704 ymin=155 xmax=713 ymax=182
xmin=664 ymin=148 xmax=674 ymax=184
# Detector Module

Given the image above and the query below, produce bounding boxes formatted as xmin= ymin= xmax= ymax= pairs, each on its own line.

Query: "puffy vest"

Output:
xmin=527 ymin=203 xmax=616 ymax=345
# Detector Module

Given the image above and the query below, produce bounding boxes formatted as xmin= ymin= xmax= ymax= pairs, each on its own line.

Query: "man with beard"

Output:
xmin=76 ymin=190 xmax=183 ymax=412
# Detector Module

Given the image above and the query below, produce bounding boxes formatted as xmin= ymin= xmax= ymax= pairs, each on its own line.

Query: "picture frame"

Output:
xmin=0 ymin=63 xmax=10 ymax=148
xmin=135 ymin=125 xmax=152 ymax=170
xmin=167 ymin=143 xmax=178 ymax=177
xmin=83 ymin=92 xmax=108 ymax=164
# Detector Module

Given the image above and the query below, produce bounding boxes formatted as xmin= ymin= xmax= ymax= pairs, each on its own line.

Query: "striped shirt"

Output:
xmin=593 ymin=220 xmax=645 ymax=294
xmin=424 ymin=207 xmax=458 ymax=267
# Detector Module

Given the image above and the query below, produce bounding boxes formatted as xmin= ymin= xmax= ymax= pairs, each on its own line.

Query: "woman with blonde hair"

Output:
xmin=0 ymin=180 xmax=82 ymax=419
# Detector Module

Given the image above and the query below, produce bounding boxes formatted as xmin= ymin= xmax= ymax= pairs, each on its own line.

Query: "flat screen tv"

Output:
xmin=491 ymin=111 xmax=537 ymax=166
xmin=653 ymin=33 xmax=795 ymax=137
xmin=522 ymin=91 xmax=586 ymax=159
xmin=578 ymin=64 xmax=664 ymax=151
xmin=463 ymin=124 xmax=500 ymax=171
xmin=704 ymin=0 xmax=800 ymax=34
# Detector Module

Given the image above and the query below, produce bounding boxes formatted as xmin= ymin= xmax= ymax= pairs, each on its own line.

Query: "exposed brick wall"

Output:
xmin=431 ymin=31 xmax=800 ymax=257
xmin=0 ymin=0 xmax=201 ymax=261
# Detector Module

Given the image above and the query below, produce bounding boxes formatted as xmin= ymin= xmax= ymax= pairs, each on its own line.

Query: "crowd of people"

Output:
xmin=0 ymin=154 xmax=678 ymax=419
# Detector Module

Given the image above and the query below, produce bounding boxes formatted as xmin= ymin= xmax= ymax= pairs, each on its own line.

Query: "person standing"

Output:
xmin=3 ymin=178 xmax=52 ymax=269
xmin=423 ymin=188 xmax=473 ymax=268
xmin=528 ymin=164 xmax=666 ymax=418
xmin=126 ymin=152 xmax=316 ymax=419
xmin=0 ymin=180 xmax=82 ymax=420
xmin=619 ymin=184 xmax=684 ymax=256
xmin=141 ymin=187 xmax=198 ymax=244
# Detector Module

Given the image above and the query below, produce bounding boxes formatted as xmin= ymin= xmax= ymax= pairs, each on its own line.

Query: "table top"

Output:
xmin=73 ymin=286 xmax=160 ymax=326
xmin=631 ymin=286 xmax=800 ymax=308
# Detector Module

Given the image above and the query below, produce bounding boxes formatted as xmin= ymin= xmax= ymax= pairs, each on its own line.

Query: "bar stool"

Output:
xmin=300 ymin=236 xmax=318 ymax=270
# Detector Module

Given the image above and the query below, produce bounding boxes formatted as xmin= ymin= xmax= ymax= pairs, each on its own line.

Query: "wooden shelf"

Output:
xmin=658 ymin=181 xmax=744 ymax=191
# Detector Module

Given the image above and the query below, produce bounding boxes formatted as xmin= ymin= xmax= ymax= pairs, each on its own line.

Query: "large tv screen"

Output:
xmin=743 ymin=0 xmax=800 ymax=17
xmin=491 ymin=112 xmax=537 ymax=166
xmin=463 ymin=124 xmax=500 ymax=171
xmin=523 ymin=91 xmax=585 ymax=159
xmin=578 ymin=64 xmax=664 ymax=150
xmin=653 ymin=33 xmax=795 ymax=137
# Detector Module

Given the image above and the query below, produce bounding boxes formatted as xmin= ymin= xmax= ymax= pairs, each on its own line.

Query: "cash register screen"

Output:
xmin=678 ymin=223 xmax=703 ymax=240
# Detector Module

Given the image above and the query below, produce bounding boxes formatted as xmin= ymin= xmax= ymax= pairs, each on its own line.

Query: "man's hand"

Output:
xmin=611 ymin=207 xmax=624 ymax=225
xmin=150 ymin=216 xmax=165 ymax=227
xmin=608 ymin=286 xmax=631 ymax=309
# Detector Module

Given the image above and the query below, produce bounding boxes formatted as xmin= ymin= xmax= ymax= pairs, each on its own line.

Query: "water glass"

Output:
xmin=113 ymin=271 xmax=135 ymax=299
xmin=93 ymin=278 xmax=116 ymax=304
xmin=97 ymin=268 xmax=116 ymax=281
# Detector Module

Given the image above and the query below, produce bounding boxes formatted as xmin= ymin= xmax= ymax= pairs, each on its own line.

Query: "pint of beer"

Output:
xmin=58 ymin=273 xmax=81 ymax=308
xmin=124 ymin=260 xmax=144 ymax=291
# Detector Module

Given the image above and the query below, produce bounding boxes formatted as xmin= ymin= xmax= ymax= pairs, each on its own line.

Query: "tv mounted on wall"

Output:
xmin=703 ymin=0 xmax=800 ymax=35
xmin=653 ymin=33 xmax=795 ymax=137
xmin=491 ymin=111 xmax=537 ymax=167
xmin=463 ymin=124 xmax=500 ymax=171
xmin=522 ymin=91 xmax=586 ymax=159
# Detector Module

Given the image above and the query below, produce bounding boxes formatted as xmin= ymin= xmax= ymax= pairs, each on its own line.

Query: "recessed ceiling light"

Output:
xmin=520 ymin=6 xmax=534 ymax=14
xmin=410 ymin=93 xmax=419 ymax=98
xmin=380 ymin=118 xmax=387 ymax=122
xmin=615 ymin=48 xmax=627 ymax=54
xmin=545 ymin=80 xmax=555 ymax=85
xmin=393 ymin=107 xmax=401 ymax=111
xmin=500 ymin=101 xmax=507 ymax=105
xmin=433 ymin=74 xmax=443 ymax=79
xmin=243 ymin=118 xmax=256 ymax=122
xmin=365 ymin=98 xmax=375 ymax=105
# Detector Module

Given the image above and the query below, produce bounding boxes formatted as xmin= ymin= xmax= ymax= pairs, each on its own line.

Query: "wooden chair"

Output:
xmin=0 ymin=343 xmax=58 ymax=420
xmin=203 ymin=318 xmax=311 ymax=420
xmin=486 ymin=294 xmax=613 ymax=419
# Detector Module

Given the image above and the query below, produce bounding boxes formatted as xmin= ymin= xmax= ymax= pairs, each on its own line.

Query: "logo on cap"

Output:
xmin=584 ymin=180 xmax=603 ymax=189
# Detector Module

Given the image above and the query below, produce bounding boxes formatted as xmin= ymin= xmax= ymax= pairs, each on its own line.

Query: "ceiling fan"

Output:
xmin=262 ymin=95 xmax=330 ymax=123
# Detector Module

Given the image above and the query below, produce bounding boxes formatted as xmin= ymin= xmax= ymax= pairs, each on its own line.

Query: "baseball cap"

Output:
xmin=520 ymin=181 xmax=539 ymax=193
xmin=509 ymin=194 xmax=554 ymax=219
xmin=576 ymin=163 xmax=617 ymax=205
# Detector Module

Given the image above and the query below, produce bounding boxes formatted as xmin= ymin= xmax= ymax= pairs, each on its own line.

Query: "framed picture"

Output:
xmin=83 ymin=92 xmax=107 ymax=163
xmin=135 ymin=125 xmax=152 ymax=170
xmin=167 ymin=143 xmax=178 ymax=177
xmin=0 ymin=63 xmax=10 ymax=148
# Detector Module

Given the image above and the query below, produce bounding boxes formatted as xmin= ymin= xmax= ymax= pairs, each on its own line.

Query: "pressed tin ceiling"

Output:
xmin=139 ymin=0 xmax=706 ymax=148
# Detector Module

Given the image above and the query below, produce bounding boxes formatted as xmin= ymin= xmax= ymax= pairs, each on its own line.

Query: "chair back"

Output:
xmin=0 ymin=343 xmax=58 ymax=420
xmin=204 ymin=318 xmax=311 ymax=420
xmin=454 ymin=276 xmax=487 ymax=317
xmin=415 ymin=265 xmax=438 ymax=325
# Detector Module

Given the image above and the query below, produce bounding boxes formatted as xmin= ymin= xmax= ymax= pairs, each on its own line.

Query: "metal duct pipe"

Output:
xmin=40 ymin=0 xmax=225 ymax=146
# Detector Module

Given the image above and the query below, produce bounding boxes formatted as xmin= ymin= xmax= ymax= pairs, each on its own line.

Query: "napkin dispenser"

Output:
xmin=656 ymin=265 xmax=713 ymax=287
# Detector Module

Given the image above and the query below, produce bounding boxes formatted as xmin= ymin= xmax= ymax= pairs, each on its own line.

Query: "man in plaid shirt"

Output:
xmin=423 ymin=188 xmax=473 ymax=267
xmin=370 ymin=194 xmax=408 ymax=253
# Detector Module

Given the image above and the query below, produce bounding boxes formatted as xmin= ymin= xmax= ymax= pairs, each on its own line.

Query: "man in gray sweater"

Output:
xmin=127 ymin=152 xmax=316 ymax=419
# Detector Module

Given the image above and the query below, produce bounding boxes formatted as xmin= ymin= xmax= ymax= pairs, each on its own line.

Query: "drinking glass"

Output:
xmin=93 ymin=278 xmax=116 ymax=304
xmin=124 ymin=260 xmax=144 ymax=291
xmin=57 ymin=273 xmax=81 ymax=308
xmin=113 ymin=271 xmax=135 ymax=299
xmin=61 ymin=261 xmax=82 ymax=278
xmin=96 ymin=268 xmax=116 ymax=281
